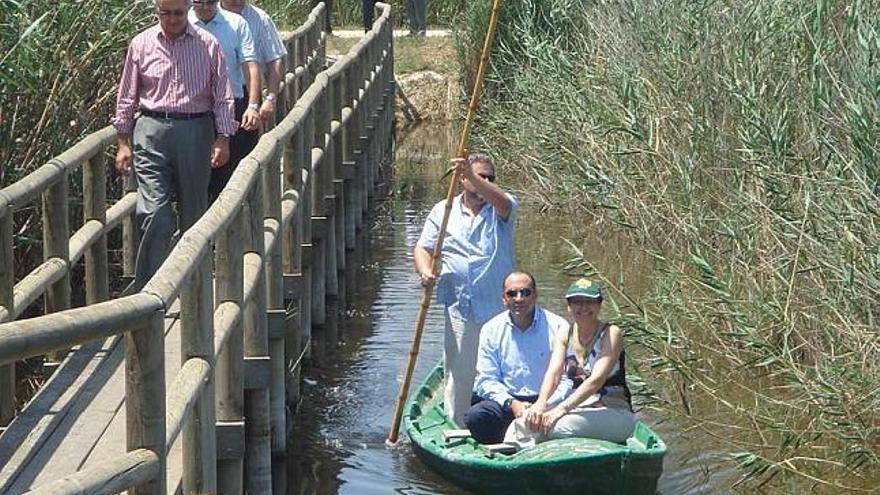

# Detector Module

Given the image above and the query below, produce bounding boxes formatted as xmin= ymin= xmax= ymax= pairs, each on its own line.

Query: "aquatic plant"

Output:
xmin=458 ymin=0 xmax=880 ymax=492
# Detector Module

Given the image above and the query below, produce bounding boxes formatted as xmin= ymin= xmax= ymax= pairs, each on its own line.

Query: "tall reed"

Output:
xmin=459 ymin=0 xmax=879 ymax=492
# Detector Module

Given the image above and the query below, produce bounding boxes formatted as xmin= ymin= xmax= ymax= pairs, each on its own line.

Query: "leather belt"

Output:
xmin=140 ymin=109 xmax=211 ymax=120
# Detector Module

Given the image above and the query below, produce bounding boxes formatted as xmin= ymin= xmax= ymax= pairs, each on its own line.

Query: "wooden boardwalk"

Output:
xmin=0 ymin=2 xmax=397 ymax=493
xmin=0 ymin=308 xmax=186 ymax=494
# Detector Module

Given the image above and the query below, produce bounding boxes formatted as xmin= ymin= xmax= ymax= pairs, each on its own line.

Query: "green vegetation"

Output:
xmin=457 ymin=0 xmax=879 ymax=492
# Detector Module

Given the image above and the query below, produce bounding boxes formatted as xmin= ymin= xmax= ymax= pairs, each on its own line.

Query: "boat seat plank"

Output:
xmin=483 ymin=443 xmax=519 ymax=455
xmin=442 ymin=429 xmax=472 ymax=441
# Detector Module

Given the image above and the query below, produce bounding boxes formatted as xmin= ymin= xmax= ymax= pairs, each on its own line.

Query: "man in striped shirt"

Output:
xmin=221 ymin=0 xmax=287 ymax=124
xmin=113 ymin=0 xmax=236 ymax=290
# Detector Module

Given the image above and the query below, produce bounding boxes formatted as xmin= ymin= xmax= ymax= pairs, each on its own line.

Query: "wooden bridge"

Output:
xmin=0 ymin=3 xmax=396 ymax=494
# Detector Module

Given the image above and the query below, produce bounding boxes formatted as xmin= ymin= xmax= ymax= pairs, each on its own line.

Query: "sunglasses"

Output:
xmin=193 ymin=0 xmax=219 ymax=4
xmin=505 ymin=287 xmax=534 ymax=298
xmin=158 ymin=8 xmax=187 ymax=16
xmin=477 ymin=173 xmax=496 ymax=182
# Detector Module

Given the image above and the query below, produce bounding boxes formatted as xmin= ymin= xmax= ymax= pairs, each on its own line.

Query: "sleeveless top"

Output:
xmin=563 ymin=321 xmax=632 ymax=410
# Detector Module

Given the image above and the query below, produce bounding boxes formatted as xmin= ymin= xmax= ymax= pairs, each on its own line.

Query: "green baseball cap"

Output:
xmin=565 ymin=278 xmax=602 ymax=300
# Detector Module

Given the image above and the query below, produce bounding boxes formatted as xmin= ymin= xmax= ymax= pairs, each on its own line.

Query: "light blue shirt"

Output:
xmin=474 ymin=307 xmax=570 ymax=405
xmin=236 ymin=3 xmax=287 ymax=80
xmin=417 ymin=193 xmax=518 ymax=323
xmin=189 ymin=9 xmax=257 ymax=99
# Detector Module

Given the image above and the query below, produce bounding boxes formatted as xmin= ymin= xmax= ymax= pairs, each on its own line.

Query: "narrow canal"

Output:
xmin=287 ymin=122 xmax=739 ymax=494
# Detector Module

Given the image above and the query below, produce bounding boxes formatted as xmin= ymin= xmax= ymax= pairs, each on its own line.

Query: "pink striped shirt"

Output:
xmin=113 ymin=23 xmax=237 ymax=135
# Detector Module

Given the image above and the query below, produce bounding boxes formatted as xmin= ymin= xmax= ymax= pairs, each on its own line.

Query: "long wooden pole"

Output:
xmin=387 ymin=0 xmax=506 ymax=444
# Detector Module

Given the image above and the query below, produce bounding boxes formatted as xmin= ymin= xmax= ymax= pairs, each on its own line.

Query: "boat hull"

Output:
xmin=404 ymin=363 xmax=666 ymax=495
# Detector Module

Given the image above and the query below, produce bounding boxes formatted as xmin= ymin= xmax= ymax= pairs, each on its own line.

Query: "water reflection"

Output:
xmin=287 ymin=122 xmax=737 ymax=494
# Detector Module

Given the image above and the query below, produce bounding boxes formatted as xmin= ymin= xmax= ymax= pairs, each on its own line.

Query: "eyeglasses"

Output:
xmin=193 ymin=0 xmax=219 ymax=4
xmin=477 ymin=173 xmax=496 ymax=182
xmin=505 ymin=287 xmax=534 ymax=298
xmin=158 ymin=8 xmax=187 ymax=16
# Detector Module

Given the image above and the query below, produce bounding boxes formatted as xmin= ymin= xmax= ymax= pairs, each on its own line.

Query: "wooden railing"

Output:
xmin=0 ymin=2 xmax=395 ymax=494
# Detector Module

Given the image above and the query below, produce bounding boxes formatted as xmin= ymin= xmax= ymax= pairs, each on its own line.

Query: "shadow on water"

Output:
xmin=287 ymin=121 xmax=738 ymax=494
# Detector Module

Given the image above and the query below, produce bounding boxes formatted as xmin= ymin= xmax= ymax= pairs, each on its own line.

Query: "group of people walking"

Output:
xmin=415 ymin=154 xmax=636 ymax=446
xmin=113 ymin=0 xmax=286 ymax=291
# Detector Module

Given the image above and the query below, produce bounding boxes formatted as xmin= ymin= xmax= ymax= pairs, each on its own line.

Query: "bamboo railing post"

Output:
xmin=298 ymin=123 xmax=314 ymax=362
xmin=122 ymin=174 xmax=138 ymax=279
xmin=215 ymin=209 xmax=244 ymax=495
xmin=43 ymin=167 xmax=71 ymax=362
xmin=0 ymin=204 xmax=14 ymax=425
xmin=357 ymin=54 xmax=371 ymax=222
xmin=180 ymin=250 xmax=217 ymax=493
xmin=262 ymin=147 xmax=287 ymax=461
xmin=243 ymin=182 xmax=272 ymax=494
xmin=126 ymin=310 xmax=166 ymax=495
xmin=84 ymin=156 xmax=109 ymax=304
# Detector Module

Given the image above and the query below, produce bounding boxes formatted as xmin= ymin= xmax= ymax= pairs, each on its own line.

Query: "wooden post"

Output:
xmin=298 ymin=122 xmax=314 ymax=361
xmin=43 ymin=168 xmax=71 ymax=362
xmin=0 ymin=204 xmax=14 ymax=425
xmin=262 ymin=148 xmax=287 ymax=459
xmin=84 ymin=157 xmax=110 ymax=304
xmin=180 ymin=250 xmax=217 ymax=493
xmin=342 ymin=61 xmax=358 ymax=249
xmin=282 ymin=127 xmax=304 ymax=407
xmin=122 ymin=174 xmax=138 ymax=279
xmin=331 ymin=74 xmax=347 ymax=311
xmin=243 ymin=182 xmax=272 ymax=494
xmin=308 ymin=102 xmax=327 ymax=329
xmin=126 ymin=311 xmax=166 ymax=495
xmin=215 ymin=209 xmax=244 ymax=495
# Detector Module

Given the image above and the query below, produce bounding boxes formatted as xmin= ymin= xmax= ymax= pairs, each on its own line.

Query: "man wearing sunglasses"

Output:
xmin=415 ymin=152 xmax=518 ymax=427
xmin=114 ymin=0 xmax=235 ymax=290
xmin=464 ymin=271 xmax=569 ymax=444
xmin=188 ymin=0 xmax=261 ymax=202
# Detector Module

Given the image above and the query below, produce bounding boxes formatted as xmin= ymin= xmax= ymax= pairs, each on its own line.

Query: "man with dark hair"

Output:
xmin=114 ymin=0 xmax=235 ymax=289
xmin=464 ymin=271 xmax=569 ymax=444
xmin=220 ymin=0 xmax=287 ymax=124
xmin=415 ymin=153 xmax=518 ymax=427
xmin=188 ymin=0 xmax=261 ymax=202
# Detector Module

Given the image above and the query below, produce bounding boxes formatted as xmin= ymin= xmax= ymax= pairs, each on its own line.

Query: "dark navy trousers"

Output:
xmin=464 ymin=393 xmax=538 ymax=444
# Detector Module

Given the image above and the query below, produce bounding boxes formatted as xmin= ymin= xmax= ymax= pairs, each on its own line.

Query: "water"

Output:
xmin=287 ymin=123 xmax=738 ymax=494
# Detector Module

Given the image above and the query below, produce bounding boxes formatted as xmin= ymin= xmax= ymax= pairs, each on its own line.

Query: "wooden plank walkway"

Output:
xmin=0 ymin=304 xmax=186 ymax=495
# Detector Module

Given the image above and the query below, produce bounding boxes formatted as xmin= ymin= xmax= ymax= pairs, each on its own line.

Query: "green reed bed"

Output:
xmin=457 ymin=0 xmax=879 ymax=492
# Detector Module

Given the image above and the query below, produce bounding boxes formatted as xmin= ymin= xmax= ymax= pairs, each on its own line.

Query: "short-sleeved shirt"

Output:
xmin=189 ymin=9 xmax=257 ymax=99
xmin=473 ymin=307 xmax=570 ymax=405
xmin=230 ymin=3 xmax=287 ymax=81
xmin=417 ymin=193 xmax=519 ymax=323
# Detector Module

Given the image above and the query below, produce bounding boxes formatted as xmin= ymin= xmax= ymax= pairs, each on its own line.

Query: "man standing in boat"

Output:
xmin=415 ymin=153 xmax=518 ymax=427
xmin=465 ymin=271 xmax=569 ymax=444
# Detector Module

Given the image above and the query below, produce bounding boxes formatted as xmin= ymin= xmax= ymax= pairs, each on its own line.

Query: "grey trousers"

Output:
xmin=132 ymin=115 xmax=213 ymax=290
xmin=406 ymin=0 xmax=426 ymax=34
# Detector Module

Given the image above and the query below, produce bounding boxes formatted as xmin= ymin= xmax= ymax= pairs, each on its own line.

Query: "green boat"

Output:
xmin=404 ymin=362 xmax=667 ymax=495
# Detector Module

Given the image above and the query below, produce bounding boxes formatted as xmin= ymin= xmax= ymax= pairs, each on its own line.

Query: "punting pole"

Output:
xmin=387 ymin=0 xmax=506 ymax=444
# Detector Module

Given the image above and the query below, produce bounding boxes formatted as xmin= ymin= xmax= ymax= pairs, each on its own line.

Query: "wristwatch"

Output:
xmin=265 ymin=93 xmax=277 ymax=103
xmin=247 ymin=103 xmax=259 ymax=110
xmin=503 ymin=397 xmax=514 ymax=410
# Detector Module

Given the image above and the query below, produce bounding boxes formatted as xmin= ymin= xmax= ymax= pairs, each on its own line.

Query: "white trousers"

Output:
xmin=443 ymin=310 xmax=483 ymax=427
xmin=505 ymin=398 xmax=636 ymax=447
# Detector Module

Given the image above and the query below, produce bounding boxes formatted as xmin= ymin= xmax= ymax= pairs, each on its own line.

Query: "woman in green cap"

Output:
xmin=509 ymin=278 xmax=635 ymax=444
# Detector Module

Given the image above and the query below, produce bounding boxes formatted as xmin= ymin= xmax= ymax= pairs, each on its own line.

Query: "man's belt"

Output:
xmin=140 ymin=109 xmax=211 ymax=120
